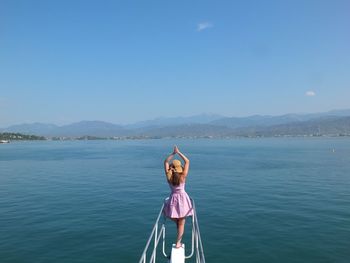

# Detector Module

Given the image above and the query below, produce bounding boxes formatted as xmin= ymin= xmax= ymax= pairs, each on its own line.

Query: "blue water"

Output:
xmin=1 ymin=138 xmax=350 ymax=262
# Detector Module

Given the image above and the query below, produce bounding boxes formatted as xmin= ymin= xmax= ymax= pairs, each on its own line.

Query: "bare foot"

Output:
xmin=175 ymin=243 xmax=182 ymax=248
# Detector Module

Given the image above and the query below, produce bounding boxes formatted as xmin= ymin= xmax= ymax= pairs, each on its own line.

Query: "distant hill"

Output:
xmin=53 ymin=121 xmax=127 ymax=137
xmin=229 ymin=116 xmax=350 ymax=137
xmin=209 ymin=114 xmax=304 ymax=129
xmin=1 ymin=109 xmax=350 ymax=138
xmin=133 ymin=116 xmax=350 ymax=137
xmin=314 ymin=109 xmax=350 ymax=117
xmin=1 ymin=123 xmax=59 ymax=135
xmin=134 ymin=123 xmax=232 ymax=137
xmin=124 ymin=113 xmax=225 ymax=129
xmin=210 ymin=109 xmax=350 ymax=129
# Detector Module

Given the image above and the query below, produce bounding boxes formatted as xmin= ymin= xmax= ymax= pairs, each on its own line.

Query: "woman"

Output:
xmin=163 ymin=145 xmax=193 ymax=248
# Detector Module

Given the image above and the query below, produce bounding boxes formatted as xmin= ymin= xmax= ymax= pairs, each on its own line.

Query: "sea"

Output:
xmin=0 ymin=138 xmax=349 ymax=263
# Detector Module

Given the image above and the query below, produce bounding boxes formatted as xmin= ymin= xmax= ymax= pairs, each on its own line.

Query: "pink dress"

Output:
xmin=163 ymin=181 xmax=193 ymax=218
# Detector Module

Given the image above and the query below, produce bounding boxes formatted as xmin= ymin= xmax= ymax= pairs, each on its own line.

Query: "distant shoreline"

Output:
xmin=0 ymin=132 xmax=46 ymax=141
xmin=2 ymin=133 xmax=350 ymax=142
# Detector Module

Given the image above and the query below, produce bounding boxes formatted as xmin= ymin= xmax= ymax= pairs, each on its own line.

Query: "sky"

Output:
xmin=0 ymin=0 xmax=349 ymax=126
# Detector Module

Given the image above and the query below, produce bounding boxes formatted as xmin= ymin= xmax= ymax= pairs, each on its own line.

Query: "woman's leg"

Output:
xmin=175 ymin=217 xmax=185 ymax=248
xmin=171 ymin=218 xmax=179 ymax=237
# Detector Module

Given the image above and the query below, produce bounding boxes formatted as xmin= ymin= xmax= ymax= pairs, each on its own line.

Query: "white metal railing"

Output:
xmin=139 ymin=198 xmax=205 ymax=263
xmin=191 ymin=200 xmax=205 ymax=263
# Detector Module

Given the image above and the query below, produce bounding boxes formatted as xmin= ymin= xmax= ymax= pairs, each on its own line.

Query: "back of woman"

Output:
xmin=163 ymin=146 xmax=193 ymax=248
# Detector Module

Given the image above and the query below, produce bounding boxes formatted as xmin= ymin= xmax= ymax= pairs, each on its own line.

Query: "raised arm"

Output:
xmin=164 ymin=151 xmax=175 ymax=175
xmin=174 ymin=146 xmax=190 ymax=177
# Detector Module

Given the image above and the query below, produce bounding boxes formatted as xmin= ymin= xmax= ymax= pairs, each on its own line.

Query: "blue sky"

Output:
xmin=0 ymin=0 xmax=349 ymax=126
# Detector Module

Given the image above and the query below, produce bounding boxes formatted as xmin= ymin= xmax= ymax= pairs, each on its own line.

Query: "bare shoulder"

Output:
xmin=180 ymin=173 xmax=187 ymax=183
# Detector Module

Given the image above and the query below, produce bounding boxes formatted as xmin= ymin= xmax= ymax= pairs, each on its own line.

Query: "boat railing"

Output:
xmin=139 ymin=198 xmax=205 ymax=263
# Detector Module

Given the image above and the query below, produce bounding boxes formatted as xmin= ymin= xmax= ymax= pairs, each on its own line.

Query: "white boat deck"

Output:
xmin=170 ymin=244 xmax=185 ymax=263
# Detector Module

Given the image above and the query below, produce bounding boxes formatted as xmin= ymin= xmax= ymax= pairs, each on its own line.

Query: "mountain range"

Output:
xmin=1 ymin=109 xmax=350 ymax=138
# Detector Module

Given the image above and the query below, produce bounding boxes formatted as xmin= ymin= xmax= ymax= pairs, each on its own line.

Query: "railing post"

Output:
xmin=185 ymin=214 xmax=195 ymax=259
xmin=162 ymin=224 xmax=168 ymax=257
xmin=153 ymin=224 xmax=157 ymax=263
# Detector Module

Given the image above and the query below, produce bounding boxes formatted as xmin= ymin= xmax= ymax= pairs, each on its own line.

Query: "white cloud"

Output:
xmin=305 ymin=91 xmax=316 ymax=96
xmin=197 ymin=22 xmax=213 ymax=32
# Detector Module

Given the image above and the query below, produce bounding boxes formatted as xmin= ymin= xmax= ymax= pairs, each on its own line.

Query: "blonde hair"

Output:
xmin=166 ymin=165 xmax=183 ymax=186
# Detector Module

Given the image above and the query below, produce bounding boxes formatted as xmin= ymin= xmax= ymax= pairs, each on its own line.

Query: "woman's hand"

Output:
xmin=164 ymin=151 xmax=175 ymax=175
xmin=173 ymin=145 xmax=180 ymax=154
xmin=173 ymin=146 xmax=190 ymax=177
